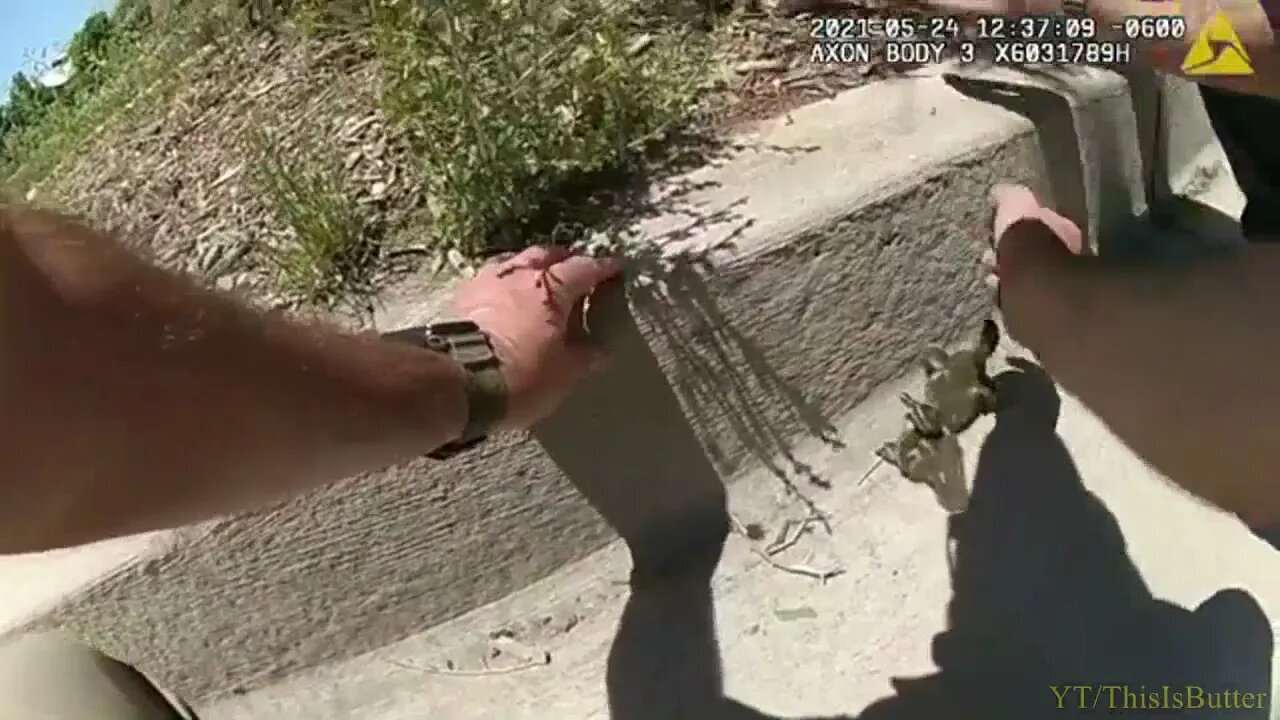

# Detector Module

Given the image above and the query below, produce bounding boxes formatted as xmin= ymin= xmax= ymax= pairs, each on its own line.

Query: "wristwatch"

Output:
xmin=381 ymin=320 xmax=508 ymax=460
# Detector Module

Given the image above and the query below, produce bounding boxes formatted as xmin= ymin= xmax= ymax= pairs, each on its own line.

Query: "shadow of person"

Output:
xmin=546 ymin=283 xmax=1270 ymax=718
xmin=607 ymin=535 xmax=855 ymax=720
xmin=857 ymin=358 xmax=1274 ymax=719
xmin=537 ymin=282 xmax=850 ymax=720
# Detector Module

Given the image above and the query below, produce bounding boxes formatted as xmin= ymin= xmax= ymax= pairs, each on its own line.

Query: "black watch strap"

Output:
xmin=381 ymin=320 xmax=508 ymax=460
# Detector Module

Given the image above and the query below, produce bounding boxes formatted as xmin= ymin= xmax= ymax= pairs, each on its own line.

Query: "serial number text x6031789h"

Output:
xmin=992 ymin=40 xmax=1133 ymax=64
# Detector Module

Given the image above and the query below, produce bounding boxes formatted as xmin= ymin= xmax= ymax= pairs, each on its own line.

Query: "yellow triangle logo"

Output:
xmin=1181 ymin=10 xmax=1254 ymax=76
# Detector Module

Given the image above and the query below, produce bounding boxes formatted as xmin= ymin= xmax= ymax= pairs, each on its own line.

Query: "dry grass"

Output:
xmin=22 ymin=35 xmax=408 ymax=313
xmin=5 ymin=0 xmax=904 ymax=311
xmin=250 ymin=130 xmax=378 ymax=313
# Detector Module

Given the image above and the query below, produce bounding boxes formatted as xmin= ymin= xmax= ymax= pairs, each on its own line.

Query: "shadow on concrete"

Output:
xmin=534 ymin=218 xmax=845 ymax=553
xmin=546 ymin=181 xmax=846 ymax=504
xmin=533 ymin=275 xmax=848 ymax=719
xmin=530 ymin=134 xmax=844 ymax=621
xmin=562 ymin=350 xmax=1273 ymax=719
xmin=856 ymin=358 xmax=1274 ymax=719
xmin=532 ymin=279 xmax=733 ymax=577
xmin=628 ymin=255 xmax=844 ymax=499
xmin=607 ymin=541 xmax=853 ymax=720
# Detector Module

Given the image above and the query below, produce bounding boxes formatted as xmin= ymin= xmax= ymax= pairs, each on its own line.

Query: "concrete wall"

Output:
xmin=2 ymin=66 xmax=1209 ymax=702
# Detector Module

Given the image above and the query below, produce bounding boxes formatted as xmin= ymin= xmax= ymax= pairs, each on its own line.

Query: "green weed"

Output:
xmin=372 ymin=0 xmax=711 ymax=259
xmin=251 ymin=137 xmax=377 ymax=312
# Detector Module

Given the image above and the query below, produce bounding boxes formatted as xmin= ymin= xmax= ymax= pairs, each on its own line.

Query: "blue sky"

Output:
xmin=1 ymin=0 xmax=114 ymax=96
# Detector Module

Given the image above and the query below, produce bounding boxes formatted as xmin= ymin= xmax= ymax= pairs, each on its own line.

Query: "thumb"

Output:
xmin=991 ymin=183 xmax=1044 ymax=239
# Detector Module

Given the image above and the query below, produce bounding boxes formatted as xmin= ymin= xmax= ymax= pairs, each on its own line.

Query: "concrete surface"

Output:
xmin=0 ymin=532 xmax=170 ymax=632
xmin=1158 ymin=74 xmax=1242 ymax=211
xmin=0 ymin=62 xmax=1253 ymax=708
xmin=202 ymin=338 xmax=1280 ymax=719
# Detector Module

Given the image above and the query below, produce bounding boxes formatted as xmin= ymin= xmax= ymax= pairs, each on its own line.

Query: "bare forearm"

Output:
xmin=1003 ymin=228 xmax=1280 ymax=522
xmin=0 ymin=207 xmax=467 ymax=552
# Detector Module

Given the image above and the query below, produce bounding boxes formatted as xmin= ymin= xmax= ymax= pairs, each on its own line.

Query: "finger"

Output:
xmin=477 ymin=244 xmax=574 ymax=279
xmin=563 ymin=297 xmax=611 ymax=375
xmin=473 ymin=250 xmax=518 ymax=280
xmin=580 ymin=275 xmax=624 ymax=350
xmin=1033 ymin=209 xmax=1086 ymax=255
xmin=513 ymin=244 xmax=574 ymax=270
xmin=476 ymin=250 xmax=518 ymax=273
xmin=545 ymin=254 xmax=624 ymax=304
xmin=565 ymin=298 xmax=590 ymax=345
xmin=991 ymin=183 xmax=1043 ymax=238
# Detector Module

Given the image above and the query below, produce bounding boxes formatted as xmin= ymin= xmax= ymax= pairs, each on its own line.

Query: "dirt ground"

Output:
xmin=28 ymin=3 xmax=914 ymax=313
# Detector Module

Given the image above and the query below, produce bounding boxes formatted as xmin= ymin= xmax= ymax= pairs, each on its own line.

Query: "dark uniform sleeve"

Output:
xmin=1198 ymin=2 xmax=1280 ymax=241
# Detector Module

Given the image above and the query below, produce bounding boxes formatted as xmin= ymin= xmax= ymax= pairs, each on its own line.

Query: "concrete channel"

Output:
xmin=2 ymin=64 xmax=1273 ymax=718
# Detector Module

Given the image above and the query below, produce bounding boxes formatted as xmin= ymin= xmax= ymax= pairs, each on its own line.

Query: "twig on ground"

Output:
xmin=730 ymin=512 xmax=844 ymax=583
xmin=248 ymin=78 xmax=288 ymax=100
xmin=752 ymin=548 xmax=844 ymax=583
xmin=388 ymin=651 xmax=551 ymax=677
xmin=385 ymin=246 xmax=430 ymax=259
xmin=764 ymin=509 xmax=825 ymax=556
xmin=856 ymin=458 xmax=886 ymax=486
xmin=729 ymin=512 xmax=753 ymax=539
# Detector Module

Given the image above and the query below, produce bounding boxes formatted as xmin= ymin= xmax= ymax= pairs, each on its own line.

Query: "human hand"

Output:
xmin=452 ymin=245 xmax=624 ymax=431
xmin=984 ymin=183 xmax=1083 ymax=292
xmin=983 ymin=184 xmax=1084 ymax=351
